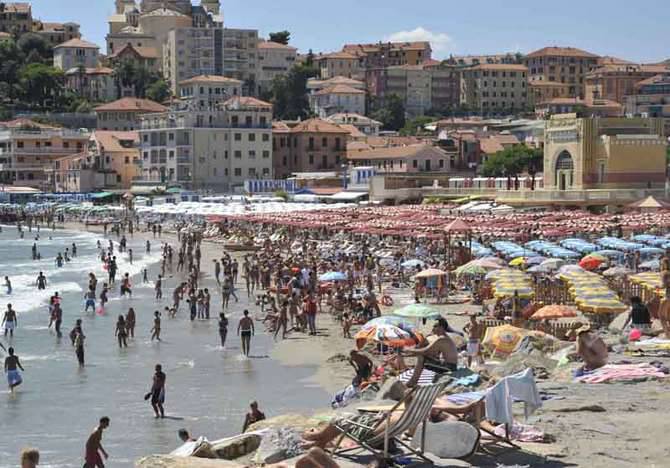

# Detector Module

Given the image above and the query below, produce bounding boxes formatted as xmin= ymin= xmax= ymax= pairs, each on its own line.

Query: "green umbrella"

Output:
xmin=454 ymin=263 xmax=487 ymax=277
xmin=392 ymin=304 xmax=441 ymax=319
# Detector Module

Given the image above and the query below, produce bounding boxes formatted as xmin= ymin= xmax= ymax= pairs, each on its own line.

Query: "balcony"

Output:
xmin=177 ymin=157 xmax=191 ymax=164
xmin=12 ymin=147 xmax=82 ymax=155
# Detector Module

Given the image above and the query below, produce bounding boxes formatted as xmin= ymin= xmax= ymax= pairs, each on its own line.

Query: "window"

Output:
xmin=262 ymin=168 xmax=270 ymax=176
xmin=245 ymin=116 xmax=252 ymax=127
xmin=262 ymin=133 xmax=269 ymax=142
xmin=321 ymin=155 xmax=327 ymax=167
xmin=308 ymin=137 xmax=315 ymax=150
xmin=234 ymin=133 xmax=241 ymax=141
xmin=125 ymin=156 xmax=130 ymax=164
xmin=224 ymin=168 xmax=229 ymax=176
xmin=248 ymin=168 xmax=256 ymax=176
xmin=234 ymin=168 xmax=241 ymax=176
xmin=249 ymin=150 xmax=256 ymax=158
xmin=248 ymin=133 xmax=255 ymax=142
xmin=262 ymin=150 xmax=269 ymax=159
xmin=322 ymin=137 xmax=327 ymax=147
xmin=17 ymin=141 xmax=24 ymax=148
xmin=412 ymin=160 xmax=418 ymax=168
xmin=168 ymin=133 xmax=174 ymax=141
xmin=439 ymin=159 xmax=444 ymax=169
xmin=308 ymin=154 xmax=314 ymax=164
xmin=169 ymin=151 xmax=174 ymax=159
xmin=234 ymin=150 xmax=242 ymax=159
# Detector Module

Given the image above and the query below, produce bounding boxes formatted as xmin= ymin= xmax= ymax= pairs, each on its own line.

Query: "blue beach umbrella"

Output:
xmin=319 ymin=271 xmax=347 ymax=281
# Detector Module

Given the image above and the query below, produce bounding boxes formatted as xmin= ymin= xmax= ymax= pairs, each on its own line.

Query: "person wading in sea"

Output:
xmin=238 ymin=310 xmax=254 ymax=357
xmin=83 ymin=416 xmax=110 ymax=468
xmin=146 ymin=364 xmax=166 ymax=418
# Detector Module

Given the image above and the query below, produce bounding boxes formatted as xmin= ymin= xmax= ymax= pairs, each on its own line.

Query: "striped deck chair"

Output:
xmin=331 ymin=382 xmax=447 ymax=463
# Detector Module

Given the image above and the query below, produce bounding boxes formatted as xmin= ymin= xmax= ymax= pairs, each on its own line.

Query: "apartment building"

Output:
xmin=108 ymin=44 xmax=160 ymax=72
xmin=64 ymin=67 xmax=116 ymax=103
xmin=272 ymin=118 xmax=348 ymax=178
xmin=625 ymin=74 xmax=670 ymax=134
xmin=0 ymin=2 xmax=32 ymax=34
xmin=342 ymin=41 xmax=432 ymax=68
xmin=32 ymin=21 xmax=81 ymax=46
xmin=314 ymin=51 xmax=365 ymax=80
xmin=347 ymin=144 xmax=450 ymax=173
xmin=326 ymin=113 xmax=381 ymax=136
xmin=95 ymin=98 xmax=168 ymax=131
xmin=584 ymin=64 xmax=669 ymax=105
xmin=310 ymin=85 xmax=366 ymax=118
xmin=367 ymin=63 xmax=460 ymax=117
xmin=223 ymin=28 xmax=259 ymax=95
xmin=53 ymin=38 xmax=100 ymax=71
xmin=178 ymin=75 xmax=242 ymax=107
xmin=163 ymin=27 xmax=224 ymax=93
xmin=138 ymin=96 xmax=272 ymax=190
xmin=460 ymin=64 xmax=529 ymax=115
xmin=529 ymin=81 xmax=571 ymax=107
xmin=89 ymin=130 xmax=141 ymax=188
xmin=257 ymin=40 xmax=297 ymax=94
xmin=524 ymin=47 xmax=600 ymax=99
xmin=0 ymin=119 xmax=89 ymax=188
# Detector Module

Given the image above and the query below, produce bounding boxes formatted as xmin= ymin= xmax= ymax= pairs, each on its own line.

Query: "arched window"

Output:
xmin=555 ymin=151 xmax=574 ymax=170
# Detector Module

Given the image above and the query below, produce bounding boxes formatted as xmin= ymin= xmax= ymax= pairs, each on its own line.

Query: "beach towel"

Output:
xmin=444 ymin=391 xmax=486 ymax=406
xmin=485 ymin=368 xmax=541 ymax=424
xmin=331 ymin=384 xmax=359 ymax=409
xmin=494 ymin=422 xmax=545 ymax=442
xmin=398 ymin=368 xmax=436 ymax=386
xmin=574 ymin=363 xmax=668 ymax=384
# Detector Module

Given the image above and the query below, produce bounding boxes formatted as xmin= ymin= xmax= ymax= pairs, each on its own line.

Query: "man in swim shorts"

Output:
xmin=238 ymin=310 xmax=254 ymax=357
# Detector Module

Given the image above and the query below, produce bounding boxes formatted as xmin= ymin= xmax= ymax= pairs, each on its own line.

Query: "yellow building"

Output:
xmin=543 ymin=114 xmax=667 ymax=191
xmin=525 ymin=47 xmax=600 ymax=99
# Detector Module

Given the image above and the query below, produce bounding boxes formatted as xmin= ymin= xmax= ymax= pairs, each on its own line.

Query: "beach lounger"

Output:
xmin=331 ymin=382 xmax=447 ymax=463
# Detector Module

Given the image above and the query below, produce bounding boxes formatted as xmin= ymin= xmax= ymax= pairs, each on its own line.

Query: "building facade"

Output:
xmin=347 ymin=144 xmax=450 ymax=173
xmin=89 ymin=130 xmax=141 ymax=188
xmin=223 ymin=28 xmax=259 ymax=95
xmin=525 ymin=47 xmax=600 ymax=99
xmin=342 ymin=41 xmax=432 ymax=68
xmin=163 ymin=27 xmax=224 ymax=93
xmin=178 ymin=75 xmax=242 ymax=107
xmin=272 ymin=118 xmax=348 ymax=178
xmin=32 ymin=21 xmax=81 ymax=46
xmin=0 ymin=2 xmax=32 ymax=34
xmin=460 ymin=64 xmax=529 ymax=115
xmin=53 ymin=38 xmax=100 ymax=71
xmin=543 ymin=114 xmax=667 ymax=191
xmin=95 ymin=97 xmax=168 ymax=131
xmin=108 ymin=44 xmax=160 ymax=72
xmin=0 ymin=119 xmax=89 ymax=188
xmin=138 ymin=96 xmax=272 ymax=190
xmin=64 ymin=67 xmax=116 ymax=103
xmin=314 ymin=51 xmax=365 ymax=80
xmin=326 ymin=113 xmax=381 ymax=136
xmin=584 ymin=64 xmax=669 ymax=105
xmin=310 ymin=85 xmax=366 ymax=118
xmin=257 ymin=40 xmax=297 ymax=94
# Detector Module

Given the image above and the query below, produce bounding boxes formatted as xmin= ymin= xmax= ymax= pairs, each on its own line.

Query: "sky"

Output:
xmin=29 ymin=0 xmax=670 ymax=63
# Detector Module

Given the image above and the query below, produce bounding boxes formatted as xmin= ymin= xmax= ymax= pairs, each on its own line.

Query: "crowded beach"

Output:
xmin=5 ymin=199 xmax=670 ymax=467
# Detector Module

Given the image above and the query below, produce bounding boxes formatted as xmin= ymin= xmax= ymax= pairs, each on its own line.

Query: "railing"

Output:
xmin=177 ymin=157 xmax=191 ymax=163
xmin=12 ymin=147 xmax=82 ymax=155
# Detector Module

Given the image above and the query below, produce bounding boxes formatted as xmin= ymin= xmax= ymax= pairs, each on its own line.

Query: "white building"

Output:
xmin=163 ymin=27 xmax=225 ymax=93
xmin=138 ymin=96 xmax=273 ymax=191
xmin=53 ymin=38 xmax=100 ymax=71
xmin=178 ymin=75 xmax=242 ymax=108
xmin=326 ymin=113 xmax=381 ymax=136
xmin=257 ymin=40 xmax=297 ymax=94
xmin=310 ymin=84 xmax=366 ymax=118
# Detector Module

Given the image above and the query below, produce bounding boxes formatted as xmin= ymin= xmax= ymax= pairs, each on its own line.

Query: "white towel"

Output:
xmin=484 ymin=368 xmax=541 ymax=425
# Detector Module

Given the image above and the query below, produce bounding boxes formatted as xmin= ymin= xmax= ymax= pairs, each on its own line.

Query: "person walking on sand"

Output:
xmin=2 ymin=304 xmax=17 ymax=338
xmin=147 ymin=364 xmax=166 ymax=418
xmin=115 ymin=315 xmax=128 ymax=348
xmin=238 ymin=310 xmax=254 ymax=357
xmin=83 ymin=417 xmax=110 ymax=468
xmin=274 ymin=300 xmax=288 ymax=340
xmin=150 ymin=311 xmax=161 ymax=341
xmin=4 ymin=347 xmax=24 ymax=394
xmin=125 ymin=307 xmax=136 ymax=338
xmin=218 ymin=313 xmax=228 ymax=348
xmin=463 ymin=314 xmax=485 ymax=368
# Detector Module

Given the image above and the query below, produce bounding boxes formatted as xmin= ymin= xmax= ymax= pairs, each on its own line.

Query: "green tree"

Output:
xmin=146 ymin=78 xmax=171 ymax=103
xmin=17 ymin=33 xmax=51 ymax=62
xmin=18 ymin=63 xmax=64 ymax=108
xmin=480 ymin=145 xmax=543 ymax=177
xmin=0 ymin=41 xmax=23 ymax=100
xmin=371 ymin=93 xmax=406 ymax=131
xmin=268 ymin=63 xmax=318 ymax=120
xmin=268 ymin=30 xmax=291 ymax=45
xmin=400 ymin=115 xmax=434 ymax=136
xmin=113 ymin=60 xmax=136 ymax=98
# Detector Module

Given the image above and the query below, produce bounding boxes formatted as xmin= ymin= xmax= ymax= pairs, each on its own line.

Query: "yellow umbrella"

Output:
xmin=482 ymin=325 xmax=528 ymax=357
xmin=414 ymin=268 xmax=447 ymax=278
xmin=509 ymin=257 xmax=526 ymax=267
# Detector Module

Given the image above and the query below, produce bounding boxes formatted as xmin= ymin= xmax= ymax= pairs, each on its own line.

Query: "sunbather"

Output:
xmin=567 ymin=324 xmax=608 ymax=371
xmin=403 ymin=318 xmax=458 ymax=387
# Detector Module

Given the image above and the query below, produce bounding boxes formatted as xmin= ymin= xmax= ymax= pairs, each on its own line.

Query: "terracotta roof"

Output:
xmin=598 ymin=56 xmax=634 ymax=66
xmin=272 ymin=121 xmax=291 ymax=133
xmin=470 ymin=64 xmax=528 ymax=72
xmin=347 ymin=141 xmax=373 ymax=152
xmin=526 ymin=47 xmax=599 ymax=59
xmin=479 ymin=138 xmax=505 ymax=154
xmin=337 ymin=124 xmax=366 ymax=139
xmin=92 ymin=131 xmax=139 ymax=152
xmin=258 ymin=41 xmax=297 ymax=51
xmin=109 ymin=44 xmax=159 ymax=59
xmin=316 ymin=51 xmax=359 ymax=60
xmin=224 ymin=96 xmax=272 ymax=109
xmin=423 ymin=59 xmax=441 ymax=67
xmin=94 ymin=98 xmax=167 ymax=113
xmin=54 ymin=38 xmax=99 ymax=49
xmin=492 ymin=133 xmax=520 ymax=145
xmin=65 ymin=66 xmax=114 ymax=75
xmin=314 ymin=84 xmax=366 ymax=96
xmin=346 ymin=143 xmax=445 ymax=161
xmin=291 ymin=118 xmax=350 ymax=134
xmin=635 ymin=74 xmax=670 ymax=88
xmin=180 ymin=75 xmax=242 ymax=86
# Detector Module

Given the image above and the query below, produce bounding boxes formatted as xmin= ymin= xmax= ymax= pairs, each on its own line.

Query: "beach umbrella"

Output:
xmin=525 ymin=257 xmax=546 ymax=266
xmin=470 ymin=258 xmax=505 ymax=269
xmin=401 ymin=259 xmax=425 ymax=268
xmin=454 ymin=263 xmax=487 ymax=277
xmin=509 ymin=257 xmax=527 ymax=267
xmin=482 ymin=324 xmax=527 ymax=357
xmin=584 ymin=252 xmax=607 ymax=262
xmin=530 ymin=305 xmax=578 ymax=320
xmin=579 ymin=256 xmax=604 ymax=270
xmin=539 ymin=258 xmax=565 ymax=270
xmin=414 ymin=268 xmax=447 ymax=278
xmin=603 ymin=266 xmax=633 ymax=277
xmin=362 ymin=316 xmax=416 ymax=332
xmin=639 ymin=259 xmax=660 ymax=271
xmin=393 ymin=303 xmax=441 ymax=319
xmin=319 ymin=271 xmax=347 ymax=282
xmin=354 ymin=324 xmax=420 ymax=349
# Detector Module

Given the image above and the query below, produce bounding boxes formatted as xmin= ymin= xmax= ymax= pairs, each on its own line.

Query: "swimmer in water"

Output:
xmin=4 ymin=276 xmax=11 ymax=295
xmin=4 ymin=347 xmax=24 ymax=394
xmin=36 ymin=272 xmax=47 ymax=290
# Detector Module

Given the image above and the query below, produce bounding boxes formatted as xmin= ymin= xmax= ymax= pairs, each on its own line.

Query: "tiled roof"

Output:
xmin=94 ymin=98 xmax=168 ymax=113
xmin=635 ymin=74 xmax=670 ymax=88
xmin=258 ymin=41 xmax=297 ymax=51
xmin=337 ymin=124 xmax=366 ymax=139
xmin=4 ymin=3 xmax=30 ymax=13
xmin=109 ymin=44 xmax=159 ymax=59
xmin=272 ymin=121 xmax=291 ymax=133
xmin=346 ymin=143 xmax=444 ymax=161
xmin=314 ymin=84 xmax=366 ymax=96
xmin=479 ymin=138 xmax=505 ymax=154
xmin=470 ymin=64 xmax=528 ymax=72
xmin=224 ymin=96 xmax=272 ymax=108
xmin=526 ymin=47 xmax=599 ymax=59
xmin=180 ymin=75 xmax=242 ymax=85
xmin=291 ymin=118 xmax=350 ymax=134
xmin=92 ymin=131 xmax=139 ymax=152
xmin=54 ymin=38 xmax=99 ymax=50
xmin=347 ymin=141 xmax=373 ymax=152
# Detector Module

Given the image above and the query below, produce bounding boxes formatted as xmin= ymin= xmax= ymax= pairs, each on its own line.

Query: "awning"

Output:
xmin=330 ymin=191 xmax=368 ymax=201
xmin=90 ymin=192 xmax=115 ymax=199
xmin=166 ymin=187 xmax=182 ymax=194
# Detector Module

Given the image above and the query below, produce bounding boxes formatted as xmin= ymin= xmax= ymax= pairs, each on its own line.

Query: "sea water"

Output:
xmin=0 ymin=227 xmax=328 ymax=467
